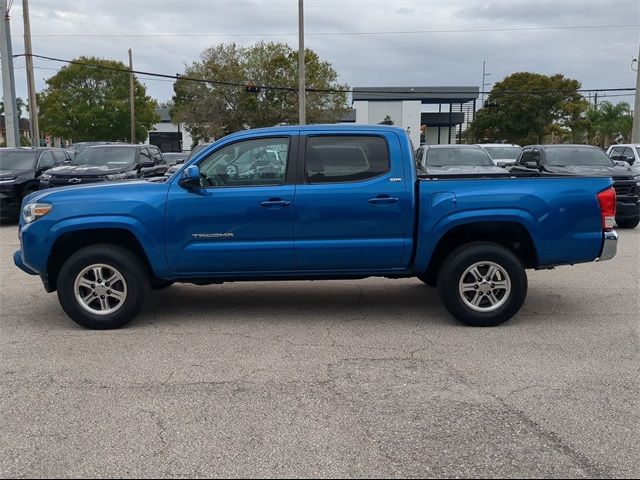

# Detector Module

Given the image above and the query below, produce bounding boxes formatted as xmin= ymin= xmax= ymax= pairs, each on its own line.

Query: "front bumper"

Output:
xmin=0 ymin=190 xmax=21 ymax=216
xmin=597 ymin=230 xmax=618 ymax=262
xmin=13 ymin=250 xmax=38 ymax=275
xmin=615 ymin=198 xmax=640 ymax=220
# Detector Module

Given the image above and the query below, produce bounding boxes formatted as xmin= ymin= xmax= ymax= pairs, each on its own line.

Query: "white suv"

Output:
xmin=607 ymin=144 xmax=640 ymax=166
xmin=477 ymin=144 xmax=522 ymax=167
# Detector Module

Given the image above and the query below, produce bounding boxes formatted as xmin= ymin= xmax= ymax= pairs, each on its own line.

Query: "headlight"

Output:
xmin=105 ymin=173 xmax=127 ymax=180
xmin=22 ymin=203 xmax=52 ymax=223
xmin=0 ymin=177 xmax=17 ymax=184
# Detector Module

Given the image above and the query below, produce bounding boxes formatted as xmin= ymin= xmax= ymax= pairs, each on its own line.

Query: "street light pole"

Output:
xmin=481 ymin=60 xmax=491 ymax=107
xmin=298 ymin=0 xmax=306 ymax=125
xmin=1 ymin=0 xmax=20 ymax=147
xmin=129 ymin=49 xmax=136 ymax=144
xmin=631 ymin=42 xmax=640 ymax=143
xmin=22 ymin=0 xmax=39 ymax=147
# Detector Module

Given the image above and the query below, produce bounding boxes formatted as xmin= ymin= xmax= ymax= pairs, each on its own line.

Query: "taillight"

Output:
xmin=597 ymin=187 xmax=616 ymax=231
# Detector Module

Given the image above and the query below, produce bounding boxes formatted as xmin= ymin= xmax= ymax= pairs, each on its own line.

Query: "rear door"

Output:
xmin=293 ymin=131 xmax=408 ymax=271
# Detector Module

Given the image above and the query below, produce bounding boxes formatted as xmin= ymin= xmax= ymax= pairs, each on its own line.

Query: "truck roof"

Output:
xmin=223 ymin=124 xmax=409 ymax=139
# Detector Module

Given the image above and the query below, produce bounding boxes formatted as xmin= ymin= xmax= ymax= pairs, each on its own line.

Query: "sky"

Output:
xmin=4 ymin=0 xmax=640 ymax=109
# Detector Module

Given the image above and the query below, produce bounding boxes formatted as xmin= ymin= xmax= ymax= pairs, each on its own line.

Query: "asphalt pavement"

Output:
xmin=1 ymin=220 xmax=638 ymax=478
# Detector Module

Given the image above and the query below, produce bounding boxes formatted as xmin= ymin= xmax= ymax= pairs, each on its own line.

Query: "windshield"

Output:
xmin=545 ymin=147 xmax=614 ymax=167
xmin=0 ymin=150 xmax=37 ymax=170
xmin=426 ymin=148 xmax=494 ymax=167
xmin=72 ymin=147 xmax=137 ymax=166
xmin=483 ymin=147 xmax=522 ymax=160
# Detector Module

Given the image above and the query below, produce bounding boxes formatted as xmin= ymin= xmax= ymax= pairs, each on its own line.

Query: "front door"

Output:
xmin=165 ymin=136 xmax=297 ymax=274
xmin=293 ymin=132 xmax=408 ymax=271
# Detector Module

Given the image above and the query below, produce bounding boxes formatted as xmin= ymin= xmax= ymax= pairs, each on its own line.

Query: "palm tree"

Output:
xmin=0 ymin=97 xmax=27 ymax=118
xmin=586 ymin=101 xmax=632 ymax=147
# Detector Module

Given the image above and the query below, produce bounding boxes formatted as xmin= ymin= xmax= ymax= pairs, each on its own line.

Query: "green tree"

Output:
xmin=172 ymin=42 xmax=349 ymax=141
xmin=0 ymin=97 xmax=27 ymax=118
xmin=468 ymin=72 xmax=588 ymax=145
xmin=38 ymin=56 xmax=159 ymax=142
xmin=584 ymin=101 xmax=633 ymax=147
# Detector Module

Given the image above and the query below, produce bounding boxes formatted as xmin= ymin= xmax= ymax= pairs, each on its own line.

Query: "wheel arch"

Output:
xmin=46 ymin=227 xmax=157 ymax=292
xmin=423 ymin=220 xmax=538 ymax=278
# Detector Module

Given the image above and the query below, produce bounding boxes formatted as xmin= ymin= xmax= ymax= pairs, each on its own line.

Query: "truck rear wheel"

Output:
xmin=437 ymin=242 xmax=527 ymax=327
xmin=56 ymin=244 xmax=148 ymax=329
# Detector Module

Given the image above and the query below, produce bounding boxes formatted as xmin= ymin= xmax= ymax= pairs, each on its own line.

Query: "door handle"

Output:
xmin=259 ymin=198 xmax=291 ymax=208
xmin=368 ymin=195 xmax=399 ymax=205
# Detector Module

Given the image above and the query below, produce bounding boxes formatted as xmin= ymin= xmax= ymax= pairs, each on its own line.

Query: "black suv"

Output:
xmin=512 ymin=144 xmax=640 ymax=228
xmin=41 ymin=144 xmax=168 ymax=189
xmin=0 ymin=147 xmax=71 ymax=218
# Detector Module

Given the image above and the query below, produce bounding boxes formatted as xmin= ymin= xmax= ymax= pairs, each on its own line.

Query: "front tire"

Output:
xmin=437 ymin=242 xmax=527 ymax=327
xmin=57 ymin=244 xmax=148 ymax=329
xmin=616 ymin=217 xmax=639 ymax=229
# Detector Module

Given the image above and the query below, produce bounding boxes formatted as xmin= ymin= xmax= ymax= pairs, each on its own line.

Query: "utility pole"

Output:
xmin=128 ymin=49 xmax=136 ymax=144
xmin=22 ymin=0 xmax=39 ymax=147
xmin=481 ymin=60 xmax=491 ymax=108
xmin=631 ymin=42 xmax=640 ymax=143
xmin=1 ymin=0 xmax=20 ymax=147
xmin=298 ymin=0 xmax=306 ymax=125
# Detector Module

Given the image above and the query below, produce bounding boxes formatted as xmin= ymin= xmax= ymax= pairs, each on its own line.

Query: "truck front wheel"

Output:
xmin=56 ymin=244 xmax=148 ymax=329
xmin=616 ymin=217 xmax=639 ymax=229
xmin=437 ymin=242 xmax=527 ymax=327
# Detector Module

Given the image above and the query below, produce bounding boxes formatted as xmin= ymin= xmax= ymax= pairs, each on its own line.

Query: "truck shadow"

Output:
xmin=137 ymin=280 xmax=453 ymax=327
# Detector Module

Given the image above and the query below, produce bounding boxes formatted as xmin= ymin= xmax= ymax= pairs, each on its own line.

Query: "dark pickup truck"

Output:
xmin=512 ymin=144 xmax=640 ymax=229
xmin=40 ymin=144 xmax=168 ymax=189
xmin=0 ymin=147 xmax=71 ymax=218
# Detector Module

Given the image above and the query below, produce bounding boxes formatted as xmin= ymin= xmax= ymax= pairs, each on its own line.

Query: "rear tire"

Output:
xmin=616 ymin=217 xmax=639 ymax=229
xmin=57 ymin=244 xmax=148 ymax=329
xmin=437 ymin=242 xmax=527 ymax=327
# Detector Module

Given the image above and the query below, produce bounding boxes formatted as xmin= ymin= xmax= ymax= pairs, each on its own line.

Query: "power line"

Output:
xmin=10 ymin=24 xmax=640 ymax=38
xmin=13 ymin=53 xmax=638 ymax=96
xmin=492 ymin=41 xmax=639 ymax=75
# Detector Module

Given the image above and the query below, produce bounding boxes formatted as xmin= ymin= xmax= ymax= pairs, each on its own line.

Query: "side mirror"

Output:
xmin=625 ymin=156 xmax=635 ymax=165
xmin=179 ymin=165 xmax=202 ymax=189
xmin=139 ymin=160 xmax=155 ymax=168
xmin=524 ymin=161 xmax=539 ymax=169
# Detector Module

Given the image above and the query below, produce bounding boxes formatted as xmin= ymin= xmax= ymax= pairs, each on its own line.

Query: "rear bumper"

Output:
xmin=596 ymin=230 xmax=618 ymax=262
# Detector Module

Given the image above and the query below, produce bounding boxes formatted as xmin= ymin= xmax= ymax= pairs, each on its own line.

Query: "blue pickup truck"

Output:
xmin=14 ymin=125 xmax=618 ymax=329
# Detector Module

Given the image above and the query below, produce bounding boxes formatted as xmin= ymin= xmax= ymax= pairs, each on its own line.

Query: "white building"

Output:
xmin=146 ymin=108 xmax=193 ymax=152
xmin=351 ymin=86 xmax=479 ymax=146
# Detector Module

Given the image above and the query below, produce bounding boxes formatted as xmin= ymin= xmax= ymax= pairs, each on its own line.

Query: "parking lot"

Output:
xmin=0 ymin=220 xmax=638 ymax=478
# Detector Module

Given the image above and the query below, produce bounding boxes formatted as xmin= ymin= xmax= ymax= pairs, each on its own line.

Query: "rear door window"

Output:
xmin=305 ymin=136 xmax=389 ymax=184
xmin=52 ymin=150 xmax=67 ymax=164
xmin=151 ymin=148 xmax=164 ymax=164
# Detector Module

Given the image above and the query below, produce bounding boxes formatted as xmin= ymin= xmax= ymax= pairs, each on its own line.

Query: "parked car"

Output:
xmin=511 ymin=144 xmax=640 ymax=229
xmin=162 ymin=152 xmax=190 ymax=165
xmin=15 ymin=125 xmax=618 ymax=330
xmin=187 ymin=142 xmax=213 ymax=160
xmin=607 ymin=144 xmax=640 ymax=169
xmin=40 ymin=144 xmax=168 ymax=189
xmin=415 ymin=145 xmax=508 ymax=175
xmin=477 ymin=144 xmax=522 ymax=167
xmin=71 ymin=141 xmax=126 ymax=155
xmin=0 ymin=147 xmax=71 ymax=218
